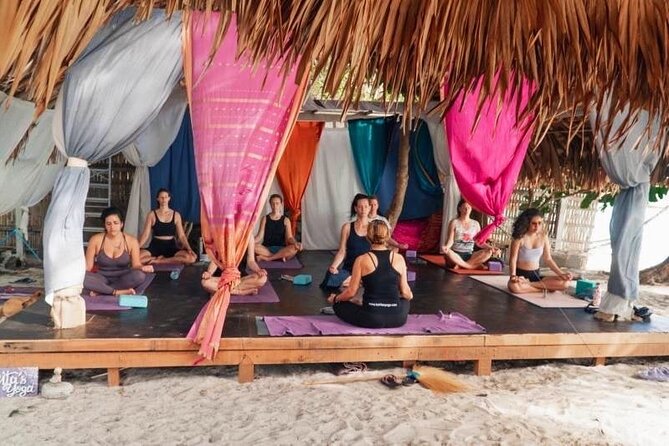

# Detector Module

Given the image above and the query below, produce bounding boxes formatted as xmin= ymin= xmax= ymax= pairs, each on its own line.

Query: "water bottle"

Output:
xmin=170 ymin=269 xmax=180 ymax=280
xmin=592 ymin=284 xmax=602 ymax=306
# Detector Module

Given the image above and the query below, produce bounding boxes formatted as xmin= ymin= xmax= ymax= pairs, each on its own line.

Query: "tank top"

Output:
xmin=263 ymin=215 xmax=287 ymax=247
xmin=152 ymin=210 xmax=176 ymax=237
xmin=343 ymin=222 xmax=372 ymax=271
xmin=361 ymin=250 xmax=401 ymax=311
xmin=96 ymin=234 xmax=131 ymax=276
xmin=451 ymin=219 xmax=480 ymax=253
xmin=517 ymin=244 xmax=544 ymax=263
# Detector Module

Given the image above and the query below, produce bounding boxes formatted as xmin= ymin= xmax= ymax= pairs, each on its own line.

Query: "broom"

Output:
xmin=411 ymin=365 xmax=469 ymax=393
xmin=0 ymin=291 xmax=42 ymax=324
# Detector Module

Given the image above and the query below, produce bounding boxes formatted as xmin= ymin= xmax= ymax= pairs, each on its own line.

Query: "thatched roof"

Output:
xmin=1 ymin=0 xmax=668 ymax=188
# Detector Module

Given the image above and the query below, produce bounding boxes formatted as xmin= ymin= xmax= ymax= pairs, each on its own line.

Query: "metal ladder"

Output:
xmin=83 ymin=158 xmax=112 ymax=245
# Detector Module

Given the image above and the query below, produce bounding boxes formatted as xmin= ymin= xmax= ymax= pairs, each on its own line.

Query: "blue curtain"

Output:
xmin=348 ymin=117 xmax=394 ymax=194
xmin=410 ymin=120 xmax=442 ymax=196
xmin=376 ymin=121 xmax=443 ymax=219
xmin=149 ymin=110 xmax=200 ymax=222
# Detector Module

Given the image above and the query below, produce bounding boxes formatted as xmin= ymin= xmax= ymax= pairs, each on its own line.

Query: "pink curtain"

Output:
xmin=186 ymin=12 xmax=307 ymax=360
xmin=443 ymin=76 xmax=535 ymax=243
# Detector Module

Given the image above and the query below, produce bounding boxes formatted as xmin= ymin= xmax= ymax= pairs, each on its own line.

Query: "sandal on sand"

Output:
xmin=335 ymin=362 xmax=368 ymax=376
xmin=636 ymin=366 xmax=669 ymax=382
xmin=380 ymin=374 xmax=402 ymax=389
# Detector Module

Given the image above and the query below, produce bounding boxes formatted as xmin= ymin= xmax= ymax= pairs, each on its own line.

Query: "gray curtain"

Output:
xmin=123 ymin=87 xmax=187 ymax=237
xmin=43 ymin=8 xmax=183 ymax=306
xmin=590 ymin=99 xmax=662 ymax=319
xmin=425 ymin=117 xmax=460 ymax=249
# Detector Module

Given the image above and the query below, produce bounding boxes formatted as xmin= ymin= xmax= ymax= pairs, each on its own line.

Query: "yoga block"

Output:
xmin=118 ymin=295 xmax=148 ymax=308
xmin=292 ymin=274 xmax=312 ymax=286
xmin=488 ymin=261 xmax=503 ymax=272
xmin=405 ymin=250 xmax=417 ymax=259
xmin=575 ymin=279 xmax=596 ymax=296
xmin=407 ymin=271 xmax=416 ymax=282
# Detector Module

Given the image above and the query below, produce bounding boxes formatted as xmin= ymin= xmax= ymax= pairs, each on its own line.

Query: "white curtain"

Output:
xmin=123 ymin=87 xmax=187 ymax=237
xmin=426 ymin=117 xmax=460 ymax=249
xmin=302 ymin=126 xmax=364 ymax=249
xmin=0 ymin=93 xmax=65 ymax=215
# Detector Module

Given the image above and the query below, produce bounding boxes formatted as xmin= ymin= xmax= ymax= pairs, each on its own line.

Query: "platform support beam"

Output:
xmin=474 ymin=358 xmax=492 ymax=376
xmin=593 ymin=357 xmax=606 ymax=366
xmin=238 ymin=356 xmax=255 ymax=383
xmin=107 ymin=368 xmax=121 ymax=386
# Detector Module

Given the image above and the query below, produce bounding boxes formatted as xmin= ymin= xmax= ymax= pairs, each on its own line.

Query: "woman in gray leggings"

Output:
xmin=84 ymin=207 xmax=154 ymax=296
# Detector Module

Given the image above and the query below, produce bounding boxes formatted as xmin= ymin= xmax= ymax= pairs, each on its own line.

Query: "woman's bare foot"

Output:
xmin=113 ymin=288 xmax=136 ymax=296
xmin=89 ymin=291 xmax=98 ymax=297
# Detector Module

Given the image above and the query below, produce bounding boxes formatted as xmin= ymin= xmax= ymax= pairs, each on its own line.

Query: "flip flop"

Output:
xmin=380 ymin=374 xmax=402 ymax=389
xmin=636 ymin=366 xmax=669 ymax=382
xmin=584 ymin=303 xmax=599 ymax=314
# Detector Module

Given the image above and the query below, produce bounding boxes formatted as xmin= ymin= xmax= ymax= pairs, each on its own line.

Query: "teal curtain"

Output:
xmin=410 ymin=120 xmax=442 ymax=196
xmin=348 ymin=117 xmax=394 ymax=194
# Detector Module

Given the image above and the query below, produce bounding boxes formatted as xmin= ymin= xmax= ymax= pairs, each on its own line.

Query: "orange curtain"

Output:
xmin=276 ymin=122 xmax=324 ymax=229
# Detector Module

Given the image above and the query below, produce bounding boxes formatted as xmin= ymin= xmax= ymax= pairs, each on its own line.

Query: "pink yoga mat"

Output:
xmin=230 ymin=282 xmax=280 ymax=304
xmin=263 ymin=311 xmax=485 ymax=336
xmin=0 ymin=285 xmax=42 ymax=296
xmin=255 ymin=257 xmax=303 ymax=270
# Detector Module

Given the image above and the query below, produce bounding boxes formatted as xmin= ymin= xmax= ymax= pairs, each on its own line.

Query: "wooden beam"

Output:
xmin=107 ymin=368 xmax=120 ymax=387
xmin=238 ymin=356 xmax=255 ymax=383
xmin=474 ymin=358 xmax=492 ymax=376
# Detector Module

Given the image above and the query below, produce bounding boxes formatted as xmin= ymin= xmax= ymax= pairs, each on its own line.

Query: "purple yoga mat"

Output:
xmin=151 ymin=263 xmax=185 ymax=272
xmin=230 ymin=282 xmax=280 ymax=304
xmin=255 ymin=257 xmax=302 ymax=270
xmin=0 ymin=285 xmax=42 ymax=296
xmin=83 ymin=295 xmax=131 ymax=311
xmin=82 ymin=273 xmax=155 ymax=298
xmin=263 ymin=311 xmax=485 ymax=336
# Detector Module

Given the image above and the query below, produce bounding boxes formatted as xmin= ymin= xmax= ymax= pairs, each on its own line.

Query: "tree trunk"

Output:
xmin=639 ymin=256 xmax=669 ymax=285
xmin=387 ymin=129 xmax=410 ymax=228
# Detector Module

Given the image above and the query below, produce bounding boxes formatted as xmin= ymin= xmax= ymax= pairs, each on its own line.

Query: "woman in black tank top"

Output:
xmin=138 ymin=188 xmax=197 ymax=265
xmin=254 ymin=194 xmax=302 ymax=262
xmin=328 ymin=220 xmax=413 ymax=328
xmin=322 ymin=194 xmax=372 ymax=289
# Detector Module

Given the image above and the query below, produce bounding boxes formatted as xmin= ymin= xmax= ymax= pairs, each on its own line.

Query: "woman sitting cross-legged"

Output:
xmin=324 ymin=193 xmax=372 ymax=288
xmin=327 ymin=220 xmax=413 ymax=328
xmin=507 ymin=208 xmax=572 ymax=294
xmin=138 ymin=188 xmax=197 ymax=265
xmin=201 ymin=237 xmax=268 ymax=296
xmin=84 ymin=207 xmax=154 ymax=296
xmin=254 ymin=194 xmax=302 ymax=262
xmin=442 ymin=199 xmax=500 ymax=269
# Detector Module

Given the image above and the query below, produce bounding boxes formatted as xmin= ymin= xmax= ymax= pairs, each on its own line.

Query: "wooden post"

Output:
xmin=474 ymin=358 xmax=492 ymax=376
xmin=238 ymin=356 xmax=255 ymax=383
xmin=107 ymin=368 xmax=121 ymax=386
xmin=593 ymin=357 xmax=606 ymax=366
xmin=402 ymin=360 xmax=416 ymax=369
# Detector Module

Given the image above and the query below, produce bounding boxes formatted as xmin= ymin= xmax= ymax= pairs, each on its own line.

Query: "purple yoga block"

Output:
xmin=488 ymin=261 xmax=503 ymax=272
xmin=407 ymin=271 xmax=416 ymax=282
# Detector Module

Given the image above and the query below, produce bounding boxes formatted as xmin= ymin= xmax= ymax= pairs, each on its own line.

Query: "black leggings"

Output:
xmin=333 ymin=300 xmax=410 ymax=328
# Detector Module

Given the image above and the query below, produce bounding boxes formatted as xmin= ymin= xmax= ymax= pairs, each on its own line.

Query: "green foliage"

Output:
xmin=579 ymin=185 xmax=668 ymax=210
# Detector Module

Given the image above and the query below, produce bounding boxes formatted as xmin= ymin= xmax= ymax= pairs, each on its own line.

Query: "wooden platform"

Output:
xmin=2 ymin=251 xmax=669 ymax=386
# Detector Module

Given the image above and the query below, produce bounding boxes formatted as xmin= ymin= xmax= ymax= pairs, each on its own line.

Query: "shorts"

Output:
xmin=148 ymin=238 xmax=179 ymax=258
xmin=268 ymin=245 xmax=283 ymax=254
xmin=516 ymin=268 xmax=542 ymax=282
xmin=450 ymin=250 xmax=472 ymax=261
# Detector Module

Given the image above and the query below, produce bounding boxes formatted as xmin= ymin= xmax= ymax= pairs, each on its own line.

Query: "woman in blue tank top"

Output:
xmin=138 ymin=188 xmax=196 ymax=265
xmin=508 ymin=208 xmax=572 ymax=294
xmin=328 ymin=220 xmax=413 ymax=328
xmin=323 ymin=194 xmax=373 ymax=288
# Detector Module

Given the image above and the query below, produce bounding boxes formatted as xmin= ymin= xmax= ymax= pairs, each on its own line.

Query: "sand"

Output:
xmin=0 ymin=276 xmax=668 ymax=445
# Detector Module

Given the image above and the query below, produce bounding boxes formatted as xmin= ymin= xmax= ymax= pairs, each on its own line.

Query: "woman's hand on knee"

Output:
xmin=141 ymin=265 xmax=154 ymax=273
xmin=328 ymin=265 xmax=338 ymax=274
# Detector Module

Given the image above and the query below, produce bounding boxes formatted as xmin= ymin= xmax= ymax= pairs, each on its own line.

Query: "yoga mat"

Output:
xmin=83 ymin=295 xmax=131 ymax=311
xmin=230 ymin=282 xmax=280 ymax=304
xmin=471 ymin=275 xmax=587 ymax=308
xmin=150 ymin=263 xmax=185 ymax=272
xmin=420 ymin=254 xmax=504 ymax=275
xmin=262 ymin=311 xmax=485 ymax=336
xmin=82 ymin=273 xmax=155 ymax=300
xmin=256 ymin=257 xmax=303 ymax=270
xmin=0 ymin=285 xmax=42 ymax=295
